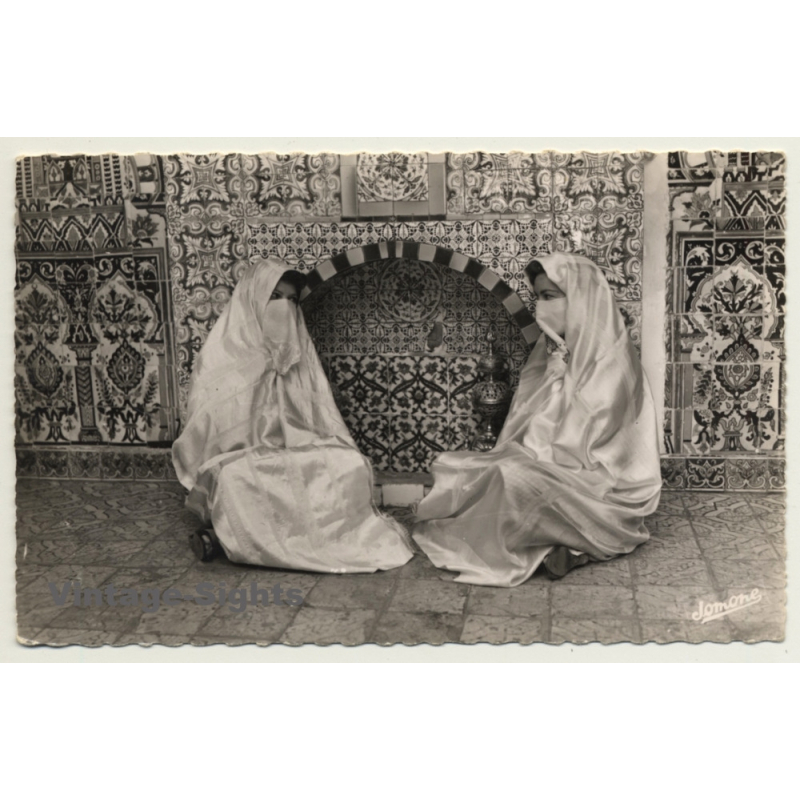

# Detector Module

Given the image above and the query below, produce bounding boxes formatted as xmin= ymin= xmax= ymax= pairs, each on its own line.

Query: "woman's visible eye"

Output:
xmin=270 ymin=291 xmax=280 ymax=300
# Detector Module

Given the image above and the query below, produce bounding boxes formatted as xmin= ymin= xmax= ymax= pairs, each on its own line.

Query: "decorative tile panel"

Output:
xmin=21 ymin=150 xmax=777 ymax=491
xmin=665 ymin=151 xmax=786 ymax=470
xmin=240 ymin=153 xmax=341 ymax=217
xmin=357 ymin=153 xmax=428 ymax=203
xmin=446 ymin=152 xmax=547 ymax=215
xmin=16 ymin=155 xmax=128 ymax=208
xmin=169 ymin=151 xmax=648 ymax=444
xmin=659 ymin=457 xmax=784 ymax=492
xmin=14 ymin=154 xmax=178 ymax=448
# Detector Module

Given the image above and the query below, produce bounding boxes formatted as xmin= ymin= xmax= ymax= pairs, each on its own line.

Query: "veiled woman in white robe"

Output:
xmin=412 ymin=253 xmax=662 ymax=587
xmin=172 ymin=257 xmax=413 ymax=573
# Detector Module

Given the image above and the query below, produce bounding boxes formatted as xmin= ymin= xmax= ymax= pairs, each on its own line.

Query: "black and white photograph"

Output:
xmin=9 ymin=146 xmax=788 ymax=647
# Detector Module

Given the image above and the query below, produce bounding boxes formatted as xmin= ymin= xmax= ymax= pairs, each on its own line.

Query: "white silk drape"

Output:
xmin=412 ymin=253 xmax=662 ymax=587
xmin=172 ymin=257 xmax=413 ymax=573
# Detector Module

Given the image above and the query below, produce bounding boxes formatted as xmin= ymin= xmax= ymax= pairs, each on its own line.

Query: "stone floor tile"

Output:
xmin=25 ymin=628 xmax=122 ymax=647
xmin=461 ymin=614 xmax=544 ymax=644
xmin=682 ymin=494 xmax=753 ymax=515
xmin=13 ymin=480 xmax=789 ymax=646
xmin=727 ymin=620 xmax=785 ymax=642
xmin=746 ymin=496 xmax=786 ymax=514
xmin=653 ymin=493 xmax=687 ymax=514
xmin=639 ymin=619 xmax=736 ymax=644
xmin=695 ymin=529 xmax=780 ymax=559
xmin=757 ymin=512 xmax=786 ymax=535
xmin=390 ymin=579 xmax=469 ymax=615
xmin=71 ymin=539 xmax=150 ymax=565
xmin=690 ymin=511 xmax=763 ymax=533
xmin=632 ymin=557 xmax=713 ymax=586
xmin=167 ymin=564 xmax=256 ymax=596
xmin=632 ymin=534 xmax=703 ymax=560
xmin=762 ymin=530 xmax=786 ymax=558
xmin=635 ymin=585 xmax=717 ymax=620
xmin=16 ymin=603 xmax=74 ymax=635
xmin=16 ymin=564 xmax=118 ymax=594
xmin=100 ymin=566 xmax=193 ymax=589
xmin=555 ymin=557 xmax=633 ymax=586
xmin=646 ymin=513 xmax=693 ymax=534
xmin=282 ymin=608 xmax=376 ymax=645
xmin=124 ymin=540 xmax=195 ymax=568
xmin=708 ymin=559 xmax=785 ymax=589
xmin=396 ymin=553 xmax=458 ymax=581
xmin=234 ymin=570 xmax=320 ymax=599
xmin=372 ymin=611 xmax=464 ymax=644
xmin=131 ymin=599 xmax=223 ymax=636
xmin=550 ymin=585 xmax=636 ymax=618
xmin=549 ymin=618 xmax=639 ymax=644
xmin=199 ymin=603 xmax=298 ymax=641
xmin=14 ymin=566 xmax=50 ymax=591
xmin=17 ymin=538 xmax=84 ymax=565
xmin=466 ymin=584 xmax=549 ymax=617
xmin=304 ymin=574 xmax=395 ymax=610
xmin=46 ymin=599 xmax=144 ymax=632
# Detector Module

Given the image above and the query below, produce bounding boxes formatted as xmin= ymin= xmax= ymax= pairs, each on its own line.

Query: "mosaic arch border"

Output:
xmin=299 ymin=239 xmax=539 ymax=345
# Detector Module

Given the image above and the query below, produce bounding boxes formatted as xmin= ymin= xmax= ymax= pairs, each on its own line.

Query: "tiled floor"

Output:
xmin=14 ymin=479 xmax=786 ymax=646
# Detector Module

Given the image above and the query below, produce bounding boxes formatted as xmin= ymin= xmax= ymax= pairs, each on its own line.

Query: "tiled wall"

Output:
xmin=15 ymin=155 xmax=179 ymax=448
xmin=660 ymin=151 xmax=786 ymax=491
xmin=305 ymin=257 xmax=531 ymax=471
xmin=17 ymin=149 xmax=662 ymax=481
xmin=169 ymin=151 xmax=647 ymax=413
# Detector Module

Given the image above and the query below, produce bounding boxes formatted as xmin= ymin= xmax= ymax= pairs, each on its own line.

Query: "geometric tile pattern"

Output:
xmin=164 ymin=152 xmax=342 ymax=409
xmin=304 ymin=257 xmax=533 ymax=357
xmin=14 ymin=155 xmax=179 ymax=447
xmin=325 ymin=354 xmax=484 ymax=472
xmin=664 ymin=151 xmax=786 ymax=474
xmin=171 ymin=151 xmax=646 ymax=413
xmin=17 ymin=151 xmax=649 ymax=481
xmin=247 ymin=217 xmax=548 ymax=298
xmin=445 ymin=150 xmax=647 ymax=300
xmin=305 ymin=258 xmax=531 ymax=472
xmin=15 ymin=480 xmax=786 ymax=645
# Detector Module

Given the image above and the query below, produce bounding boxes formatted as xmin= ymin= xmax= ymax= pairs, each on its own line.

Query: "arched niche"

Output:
xmin=300 ymin=240 xmax=535 ymax=473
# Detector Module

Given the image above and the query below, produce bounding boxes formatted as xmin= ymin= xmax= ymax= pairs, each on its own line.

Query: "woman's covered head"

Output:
xmin=525 ymin=259 xmax=565 ymax=301
xmin=526 ymin=259 xmax=567 ymax=338
xmin=270 ymin=270 xmax=307 ymax=305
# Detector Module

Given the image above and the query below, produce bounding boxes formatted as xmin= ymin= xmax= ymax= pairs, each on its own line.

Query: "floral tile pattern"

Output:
xmin=665 ymin=152 xmax=785 ymax=474
xmin=15 ymin=153 xmax=179 ymax=449
xmin=446 ymin=152 xmax=548 ymax=215
xmin=240 ymin=153 xmax=341 ymax=217
xmin=357 ymin=153 xmax=428 ymax=203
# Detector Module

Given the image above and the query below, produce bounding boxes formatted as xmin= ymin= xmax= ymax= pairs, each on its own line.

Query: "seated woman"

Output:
xmin=412 ymin=253 xmax=662 ymax=587
xmin=172 ymin=257 xmax=413 ymax=573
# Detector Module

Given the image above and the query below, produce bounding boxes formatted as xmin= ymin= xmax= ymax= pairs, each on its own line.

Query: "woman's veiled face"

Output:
xmin=270 ymin=280 xmax=299 ymax=305
xmin=533 ymin=273 xmax=565 ymax=301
